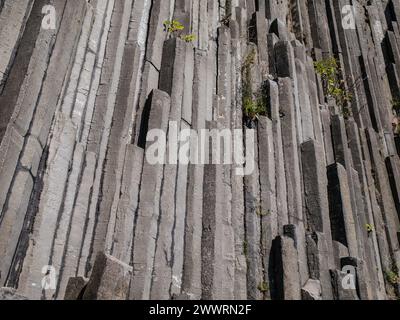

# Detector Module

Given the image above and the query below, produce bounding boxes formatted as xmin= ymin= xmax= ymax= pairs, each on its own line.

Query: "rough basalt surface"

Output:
xmin=0 ymin=0 xmax=399 ymax=300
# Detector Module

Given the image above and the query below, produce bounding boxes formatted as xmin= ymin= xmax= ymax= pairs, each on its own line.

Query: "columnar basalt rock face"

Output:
xmin=0 ymin=0 xmax=399 ymax=301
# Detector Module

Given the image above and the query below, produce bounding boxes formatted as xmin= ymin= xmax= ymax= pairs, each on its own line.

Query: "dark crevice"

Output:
xmin=0 ymin=0 xmax=46 ymax=144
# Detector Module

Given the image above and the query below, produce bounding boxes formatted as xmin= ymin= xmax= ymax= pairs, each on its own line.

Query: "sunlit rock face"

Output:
xmin=0 ymin=0 xmax=399 ymax=300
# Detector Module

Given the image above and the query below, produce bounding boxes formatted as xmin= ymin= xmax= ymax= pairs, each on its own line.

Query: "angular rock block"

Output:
xmin=0 ymin=0 xmax=33 ymax=90
xmin=181 ymin=49 xmax=207 ymax=300
xmin=278 ymin=77 xmax=302 ymax=224
xmin=0 ymin=126 xmax=23 ymax=215
xmin=330 ymin=269 xmax=359 ymax=300
xmin=340 ymin=257 xmax=364 ymax=294
xmin=250 ymin=12 xmax=269 ymax=75
xmin=0 ymin=170 xmax=33 ymax=286
xmin=268 ymin=80 xmax=288 ymax=230
xmin=201 ymin=121 xmax=235 ymax=300
xmin=64 ymin=277 xmax=88 ymax=300
xmin=333 ymin=240 xmax=350 ymax=265
xmin=301 ymin=279 xmax=322 ymax=300
xmin=331 ymin=115 xmax=352 ymax=169
xmin=159 ymin=37 xmax=186 ymax=98
xmin=270 ymin=18 xmax=289 ymax=41
xmin=0 ymin=287 xmax=28 ymax=300
xmin=271 ymin=235 xmax=301 ymax=300
xmin=306 ymin=232 xmax=334 ymax=300
xmin=386 ymin=156 xmax=400 ymax=219
xmin=274 ymin=41 xmax=295 ymax=78
xmin=83 ymin=252 xmax=132 ymax=300
xmin=130 ymin=89 xmax=171 ymax=300
xmin=301 ymin=139 xmax=332 ymax=234
xmin=327 ymin=163 xmax=359 ymax=258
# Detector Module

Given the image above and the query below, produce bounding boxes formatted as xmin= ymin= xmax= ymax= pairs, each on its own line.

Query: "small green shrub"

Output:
xmin=256 ymin=206 xmax=270 ymax=217
xmin=392 ymin=98 xmax=400 ymax=115
xmin=180 ymin=34 xmax=196 ymax=43
xmin=314 ymin=57 xmax=337 ymax=81
xmin=243 ymin=241 xmax=248 ymax=256
xmin=242 ymin=49 xmax=257 ymax=69
xmin=164 ymin=20 xmax=196 ymax=44
xmin=385 ymin=270 xmax=399 ymax=285
xmin=314 ymin=57 xmax=352 ymax=116
xmin=385 ymin=260 xmax=400 ymax=288
xmin=258 ymin=282 xmax=269 ymax=293
xmin=366 ymin=223 xmax=374 ymax=233
xmin=163 ymin=20 xmax=184 ymax=34
xmin=392 ymin=98 xmax=400 ymax=136
xmin=241 ymin=49 xmax=267 ymax=123
xmin=243 ymin=94 xmax=266 ymax=121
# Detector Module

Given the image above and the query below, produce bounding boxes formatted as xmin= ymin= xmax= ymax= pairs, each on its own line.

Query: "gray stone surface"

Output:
xmin=0 ymin=0 xmax=33 ymax=90
xmin=130 ymin=89 xmax=171 ymax=300
xmin=301 ymin=279 xmax=322 ymax=300
xmin=258 ymin=116 xmax=278 ymax=300
xmin=0 ymin=287 xmax=28 ymax=300
xmin=306 ymin=232 xmax=334 ymax=300
xmin=271 ymin=235 xmax=301 ymax=300
xmin=0 ymin=0 xmax=399 ymax=301
xmin=181 ymin=49 xmax=207 ymax=300
xmin=327 ymin=163 xmax=359 ymax=258
xmin=64 ymin=277 xmax=88 ymax=300
xmin=83 ymin=252 xmax=132 ymax=300
xmin=268 ymin=80 xmax=288 ymax=232
xmin=331 ymin=269 xmax=359 ymax=300
xmin=301 ymin=140 xmax=332 ymax=235
xmin=278 ymin=77 xmax=303 ymax=224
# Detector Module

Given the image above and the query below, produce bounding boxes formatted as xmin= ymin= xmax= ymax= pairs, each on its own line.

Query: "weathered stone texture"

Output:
xmin=0 ymin=0 xmax=399 ymax=301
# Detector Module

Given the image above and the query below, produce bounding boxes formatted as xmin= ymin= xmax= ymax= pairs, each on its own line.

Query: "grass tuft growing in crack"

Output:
xmin=241 ymin=48 xmax=268 ymax=126
xmin=392 ymin=97 xmax=400 ymax=136
xmin=314 ymin=57 xmax=352 ymax=118
xmin=257 ymin=281 xmax=269 ymax=293
xmin=163 ymin=20 xmax=196 ymax=43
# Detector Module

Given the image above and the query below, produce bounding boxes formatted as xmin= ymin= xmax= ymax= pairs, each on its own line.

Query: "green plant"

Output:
xmin=385 ymin=270 xmax=399 ymax=285
xmin=243 ymin=241 xmax=248 ymax=256
xmin=163 ymin=20 xmax=196 ymax=44
xmin=243 ymin=94 xmax=266 ymax=121
xmin=392 ymin=98 xmax=400 ymax=136
xmin=258 ymin=281 xmax=269 ymax=293
xmin=341 ymin=106 xmax=351 ymax=119
xmin=163 ymin=20 xmax=184 ymax=34
xmin=314 ymin=57 xmax=337 ymax=82
xmin=243 ymin=48 xmax=257 ymax=69
xmin=392 ymin=98 xmax=400 ymax=116
xmin=385 ymin=259 xmax=400 ymax=288
xmin=180 ymin=34 xmax=196 ymax=43
xmin=256 ymin=206 xmax=270 ymax=217
xmin=314 ymin=57 xmax=352 ymax=115
xmin=241 ymin=49 xmax=267 ymax=123
xmin=366 ymin=223 xmax=374 ymax=233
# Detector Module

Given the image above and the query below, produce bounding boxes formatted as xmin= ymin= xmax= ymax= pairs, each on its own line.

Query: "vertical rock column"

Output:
xmin=0 ymin=0 xmax=34 ymax=92
xmin=130 ymin=90 xmax=171 ymax=300
xmin=301 ymin=139 xmax=334 ymax=299
xmin=0 ymin=0 xmax=88 ymax=291
xmin=258 ymin=116 xmax=278 ymax=300
xmin=181 ymin=50 xmax=207 ymax=300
